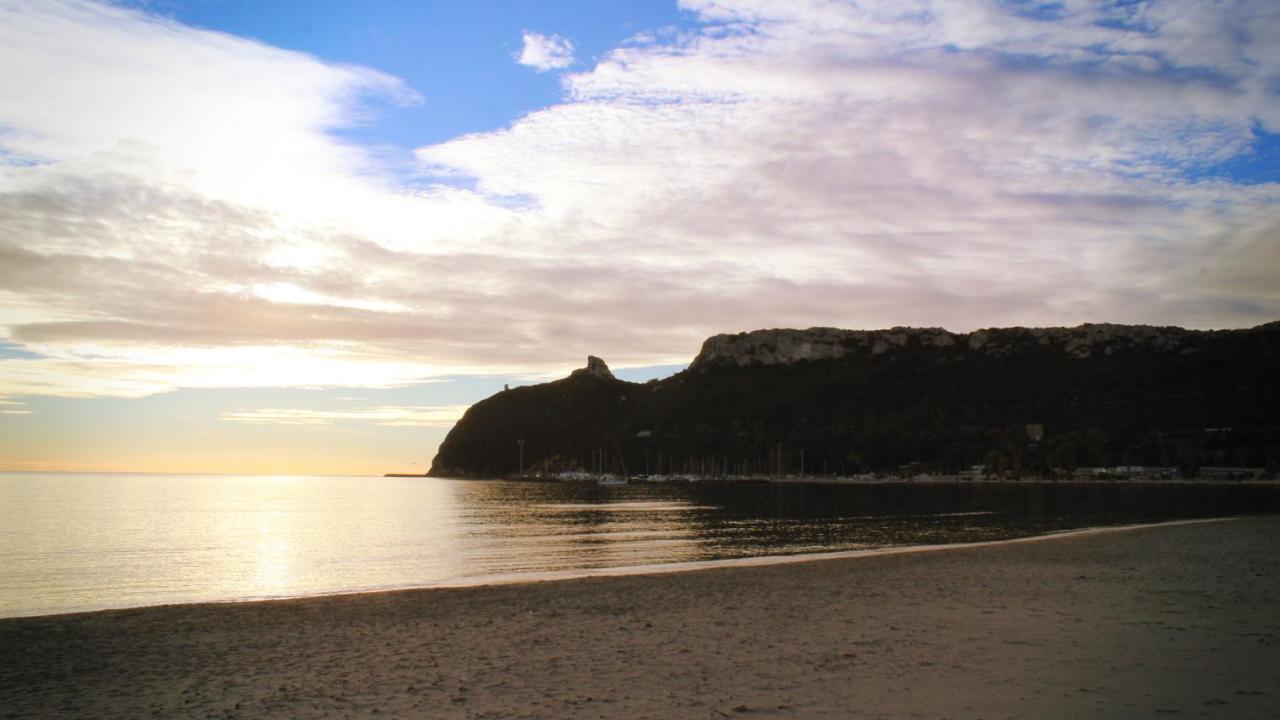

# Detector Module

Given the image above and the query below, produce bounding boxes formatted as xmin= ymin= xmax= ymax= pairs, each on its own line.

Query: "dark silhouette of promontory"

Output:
xmin=427 ymin=322 xmax=1280 ymax=479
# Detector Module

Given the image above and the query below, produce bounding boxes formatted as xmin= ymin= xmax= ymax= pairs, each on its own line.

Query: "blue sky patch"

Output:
xmin=154 ymin=0 xmax=702 ymax=153
xmin=1002 ymin=1 xmax=1067 ymax=22
xmin=0 ymin=342 xmax=43 ymax=360
xmin=1186 ymin=126 xmax=1280 ymax=185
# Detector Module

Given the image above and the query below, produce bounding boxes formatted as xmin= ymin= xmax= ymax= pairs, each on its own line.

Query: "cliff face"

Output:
xmin=688 ymin=323 xmax=1201 ymax=369
xmin=428 ymin=322 xmax=1280 ymax=478
xmin=688 ymin=327 xmax=958 ymax=369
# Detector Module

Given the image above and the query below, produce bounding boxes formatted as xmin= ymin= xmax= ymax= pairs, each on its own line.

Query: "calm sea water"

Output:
xmin=1 ymin=473 xmax=1277 ymax=618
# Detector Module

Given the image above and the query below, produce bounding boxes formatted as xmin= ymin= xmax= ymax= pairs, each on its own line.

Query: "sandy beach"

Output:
xmin=2 ymin=517 xmax=1278 ymax=719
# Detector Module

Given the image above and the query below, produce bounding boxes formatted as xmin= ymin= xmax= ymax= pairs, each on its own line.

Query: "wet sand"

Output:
xmin=2 ymin=517 xmax=1278 ymax=719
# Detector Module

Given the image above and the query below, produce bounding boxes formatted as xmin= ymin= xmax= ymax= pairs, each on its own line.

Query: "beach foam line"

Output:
xmin=206 ymin=517 xmax=1233 ymax=608
xmin=30 ymin=517 xmax=1233 ymax=619
xmin=420 ymin=517 xmax=1237 ymax=590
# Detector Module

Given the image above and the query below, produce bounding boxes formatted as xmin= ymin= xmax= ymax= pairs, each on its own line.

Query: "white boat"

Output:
xmin=597 ymin=474 xmax=627 ymax=486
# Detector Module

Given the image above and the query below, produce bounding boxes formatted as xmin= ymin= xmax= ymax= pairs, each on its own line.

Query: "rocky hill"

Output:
xmin=427 ymin=322 xmax=1280 ymax=478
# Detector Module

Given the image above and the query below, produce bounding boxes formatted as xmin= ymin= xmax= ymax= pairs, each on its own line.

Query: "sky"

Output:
xmin=1 ymin=0 xmax=1278 ymax=475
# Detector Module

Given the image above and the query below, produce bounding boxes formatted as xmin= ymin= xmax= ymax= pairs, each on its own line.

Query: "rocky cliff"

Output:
xmin=428 ymin=322 xmax=1280 ymax=478
xmin=688 ymin=323 xmax=1202 ymax=369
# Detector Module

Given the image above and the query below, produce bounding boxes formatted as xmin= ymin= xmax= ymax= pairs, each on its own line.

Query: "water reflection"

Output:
xmin=436 ymin=480 xmax=1280 ymax=573
xmin=1 ymin=473 xmax=1278 ymax=617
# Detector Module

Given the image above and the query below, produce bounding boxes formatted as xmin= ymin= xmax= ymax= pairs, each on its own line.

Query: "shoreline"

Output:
xmin=2 ymin=516 xmax=1277 ymax=718
xmin=2 ymin=516 xmax=1243 ymax=622
xmin=498 ymin=473 xmax=1279 ymax=485
xmin=212 ymin=516 xmax=1249 ymax=608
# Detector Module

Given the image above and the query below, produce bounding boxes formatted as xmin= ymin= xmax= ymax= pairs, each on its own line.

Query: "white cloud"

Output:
xmin=516 ymin=31 xmax=575 ymax=71
xmin=424 ymin=0 xmax=1280 ymax=326
xmin=219 ymin=404 xmax=468 ymax=427
xmin=0 ymin=397 xmax=31 ymax=414
xmin=0 ymin=0 xmax=1278 ymax=402
xmin=0 ymin=0 xmax=421 ymax=217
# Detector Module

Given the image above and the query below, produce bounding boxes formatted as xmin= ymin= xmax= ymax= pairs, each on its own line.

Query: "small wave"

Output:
xmin=532 ymin=502 xmax=719 ymax=512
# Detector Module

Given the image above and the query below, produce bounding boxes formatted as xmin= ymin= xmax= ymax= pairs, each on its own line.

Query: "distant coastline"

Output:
xmin=427 ymin=321 xmax=1280 ymax=481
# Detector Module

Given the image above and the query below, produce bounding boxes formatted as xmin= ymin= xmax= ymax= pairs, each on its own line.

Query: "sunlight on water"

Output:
xmin=0 ymin=473 xmax=1276 ymax=618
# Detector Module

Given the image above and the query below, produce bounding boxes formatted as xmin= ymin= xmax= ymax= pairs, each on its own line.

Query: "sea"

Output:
xmin=1 ymin=472 xmax=1277 ymax=618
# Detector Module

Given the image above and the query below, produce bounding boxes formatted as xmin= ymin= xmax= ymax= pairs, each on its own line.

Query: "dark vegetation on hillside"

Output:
xmin=427 ymin=322 xmax=1280 ymax=478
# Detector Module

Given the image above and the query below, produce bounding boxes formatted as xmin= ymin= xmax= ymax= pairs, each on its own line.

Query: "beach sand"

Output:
xmin=2 ymin=517 xmax=1278 ymax=719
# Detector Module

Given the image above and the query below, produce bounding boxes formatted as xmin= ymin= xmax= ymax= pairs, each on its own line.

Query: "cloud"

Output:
xmin=0 ymin=397 xmax=30 ymax=414
xmin=1 ymin=0 xmax=1278 ymax=402
xmin=219 ymin=404 xmax=468 ymax=427
xmin=0 ymin=0 xmax=420 ymax=216
xmin=516 ymin=31 xmax=575 ymax=71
